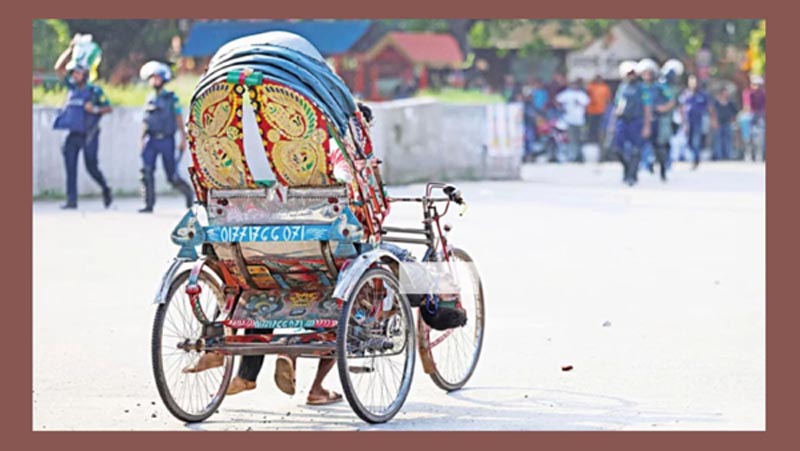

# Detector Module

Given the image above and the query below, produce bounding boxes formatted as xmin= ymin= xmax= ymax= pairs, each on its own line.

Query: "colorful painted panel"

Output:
xmin=249 ymin=82 xmax=335 ymax=186
xmin=229 ymin=288 xmax=340 ymax=329
xmin=189 ymin=82 xmax=256 ymax=190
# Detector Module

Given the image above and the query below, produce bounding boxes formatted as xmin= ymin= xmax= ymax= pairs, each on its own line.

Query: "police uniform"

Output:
xmin=140 ymin=88 xmax=194 ymax=211
xmin=53 ymin=76 xmax=112 ymax=208
xmin=648 ymin=80 xmax=676 ymax=180
xmin=612 ymin=78 xmax=652 ymax=184
xmin=684 ymin=88 xmax=711 ymax=167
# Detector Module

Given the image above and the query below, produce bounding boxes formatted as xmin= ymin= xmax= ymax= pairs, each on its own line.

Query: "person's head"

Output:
xmin=636 ymin=58 xmax=659 ymax=83
xmin=687 ymin=74 xmax=699 ymax=90
xmin=569 ymin=78 xmax=582 ymax=89
xmin=66 ymin=61 xmax=89 ymax=85
xmin=593 ymin=74 xmax=603 ymax=83
xmin=660 ymin=59 xmax=685 ymax=84
xmin=140 ymin=61 xmax=172 ymax=90
xmin=149 ymin=73 xmax=164 ymax=88
xmin=504 ymin=74 xmax=515 ymax=85
xmin=750 ymin=75 xmax=764 ymax=90
xmin=70 ymin=67 xmax=87 ymax=84
xmin=717 ymin=87 xmax=729 ymax=101
xmin=619 ymin=60 xmax=638 ymax=81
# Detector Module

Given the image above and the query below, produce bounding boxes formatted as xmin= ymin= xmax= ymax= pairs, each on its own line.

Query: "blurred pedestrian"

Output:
xmin=648 ymin=59 xmax=683 ymax=181
xmin=502 ymin=74 xmax=522 ymax=102
xmin=712 ymin=88 xmax=738 ymax=161
xmin=522 ymin=87 xmax=539 ymax=162
xmin=610 ymin=61 xmax=652 ymax=186
xmin=137 ymin=61 xmax=194 ymax=213
xmin=681 ymin=74 xmax=716 ymax=169
xmin=637 ymin=59 xmax=661 ymax=175
xmin=52 ymin=36 xmax=113 ymax=210
xmin=742 ymin=75 xmax=766 ymax=161
xmin=556 ymin=79 xmax=590 ymax=162
xmin=586 ymin=75 xmax=611 ymax=145
xmin=531 ymin=78 xmax=549 ymax=114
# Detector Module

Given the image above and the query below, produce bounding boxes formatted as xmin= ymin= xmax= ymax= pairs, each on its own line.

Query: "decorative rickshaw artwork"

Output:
xmin=152 ymin=31 xmax=484 ymax=426
xmin=188 ymin=82 xmax=256 ymax=190
xmin=249 ymin=83 xmax=335 ymax=187
xmin=229 ymin=288 xmax=337 ymax=329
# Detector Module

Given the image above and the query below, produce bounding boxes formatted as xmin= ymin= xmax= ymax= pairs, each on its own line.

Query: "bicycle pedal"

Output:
xmin=348 ymin=365 xmax=375 ymax=374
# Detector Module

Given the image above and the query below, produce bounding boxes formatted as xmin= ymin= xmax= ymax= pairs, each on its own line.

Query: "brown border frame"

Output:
xmin=21 ymin=1 xmax=784 ymax=448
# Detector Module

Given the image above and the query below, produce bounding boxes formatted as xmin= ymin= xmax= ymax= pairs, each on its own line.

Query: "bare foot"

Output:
xmin=182 ymin=352 xmax=224 ymax=373
xmin=226 ymin=376 xmax=256 ymax=395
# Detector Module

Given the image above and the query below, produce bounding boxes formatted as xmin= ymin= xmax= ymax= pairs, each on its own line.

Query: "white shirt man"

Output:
xmin=556 ymin=85 xmax=590 ymax=126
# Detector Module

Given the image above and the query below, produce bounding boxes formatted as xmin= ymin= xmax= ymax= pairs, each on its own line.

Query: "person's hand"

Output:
xmin=641 ymin=126 xmax=651 ymax=139
xmin=178 ymin=139 xmax=187 ymax=153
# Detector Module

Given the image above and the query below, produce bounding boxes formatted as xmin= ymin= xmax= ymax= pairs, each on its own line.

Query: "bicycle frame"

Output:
xmin=383 ymin=182 xmax=461 ymax=264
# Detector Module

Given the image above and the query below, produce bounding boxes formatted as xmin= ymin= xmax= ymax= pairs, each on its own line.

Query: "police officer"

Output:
xmin=611 ymin=60 xmax=652 ymax=186
xmin=138 ymin=61 xmax=194 ymax=213
xmin=639 ymin=58 xmax=676 ymax=182
xmin=652 ymin=59 xmax=684 ymax=181
xmin=53 ymin=40 xmax=114 ymax=209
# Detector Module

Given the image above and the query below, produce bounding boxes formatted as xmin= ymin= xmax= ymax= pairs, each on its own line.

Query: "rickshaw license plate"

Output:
xmin=204 ymin=225 xmax=330 ymax=242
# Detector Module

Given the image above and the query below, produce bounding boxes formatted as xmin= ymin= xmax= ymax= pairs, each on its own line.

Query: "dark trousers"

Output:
xmin=238 ymin=328 xmax=272 ymax=381
xmin=141 ymin=135 xmax=194 ymax=209
xmin=62 ymin=131 xmax=109 ymax=205
xmin=587 ymin=113 xmax=604 ymax=144
xmin=688 ymin=120 xmax=704 ymax=165
xmin=713 ymin=123 xmax=733 ymax=160
xmin=142 ymin=136 xmax=180 ymax=180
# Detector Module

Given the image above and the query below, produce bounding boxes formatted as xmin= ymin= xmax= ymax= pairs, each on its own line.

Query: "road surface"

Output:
xmin=33 ymin=161 xmax=765 ymax=430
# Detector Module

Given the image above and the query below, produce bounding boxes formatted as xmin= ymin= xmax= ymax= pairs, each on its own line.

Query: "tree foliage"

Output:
xmin=384 ymin=19 xmax=763 ymax=61
xmin=33 ymin=19 xmax=71 ymax=71
xmin=60 ymin=20 xmax=182 ymax=81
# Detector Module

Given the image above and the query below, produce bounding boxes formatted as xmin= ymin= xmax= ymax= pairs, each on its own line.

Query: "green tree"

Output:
xmin=33 ymin=19 xmax=71 ymax=71
xmin=62 ymin=19 xmax=182 ymax=81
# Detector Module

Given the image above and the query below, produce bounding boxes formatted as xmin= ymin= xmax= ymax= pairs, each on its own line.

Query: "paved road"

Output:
xmin=33 ymin=161 xmax=765 ymax=430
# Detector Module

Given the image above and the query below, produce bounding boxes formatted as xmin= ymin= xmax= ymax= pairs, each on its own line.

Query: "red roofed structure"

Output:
xmin=345 ymin=32 xmax=465 ymax=101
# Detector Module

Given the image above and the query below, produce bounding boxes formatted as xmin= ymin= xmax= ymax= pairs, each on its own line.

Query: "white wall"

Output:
xmin=32 ymin=100 xmax=522 ymax=198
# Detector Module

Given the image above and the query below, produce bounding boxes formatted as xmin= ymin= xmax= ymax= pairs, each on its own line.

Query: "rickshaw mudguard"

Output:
xmin=331 ymin=248 xmax=401 ymax=303
xmin=154 ymin=257 xmax=193 ymax=304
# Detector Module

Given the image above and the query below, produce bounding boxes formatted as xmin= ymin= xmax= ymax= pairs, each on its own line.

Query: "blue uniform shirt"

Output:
xmin=144 ymin=89 xmax=182 ymax=136
xmin=685 ymin=89 xmax=710 ymax=124
xmin=53 ymin=76 xmax=109 ymax=133
xmin=614 ymin=80 xmax=651 ymax=120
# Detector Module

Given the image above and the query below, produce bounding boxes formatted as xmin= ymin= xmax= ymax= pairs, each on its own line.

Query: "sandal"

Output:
xmin=274 ymin=355 xmax=296 ymax=396
xmin=306 ymin=389 xmax=343 ymax=406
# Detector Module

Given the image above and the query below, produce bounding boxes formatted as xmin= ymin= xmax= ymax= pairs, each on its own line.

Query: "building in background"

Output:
xmin=566 ymin=20 xmax=672 ymax=83
xmin=179 ymin=19 xmax=375 ymax=73
xmin=352 ymin=32 xmax=465 ymax=100
xmin=471 ymin=21 xmax=592 ymax=89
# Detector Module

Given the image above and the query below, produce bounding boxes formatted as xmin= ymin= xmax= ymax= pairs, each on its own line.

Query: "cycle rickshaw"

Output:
xmin=151 ymin=31 xmax=485 ymax=424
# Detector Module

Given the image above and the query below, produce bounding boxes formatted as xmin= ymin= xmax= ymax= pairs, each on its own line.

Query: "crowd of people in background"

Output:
xmin=50 ymin=31 xmax=768 ymax=206
xmin=509 ymin=61 xmax=766 ymax=185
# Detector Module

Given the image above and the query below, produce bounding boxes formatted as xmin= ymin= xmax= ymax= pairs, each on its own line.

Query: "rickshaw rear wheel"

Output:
xmin=151 ymin=269 xmax=234 ymax=423
xmin=336 ymin=267 xmax=415 ymax=424
xmin=422 ymin=247 xmax=485 ymax=392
